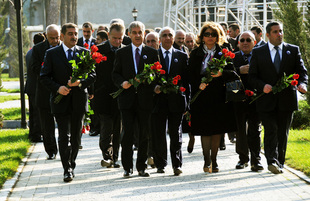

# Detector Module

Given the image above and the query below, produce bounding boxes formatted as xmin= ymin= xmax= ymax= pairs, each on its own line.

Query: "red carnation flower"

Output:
xmin=86 ymin=125 xmax=90 ymax=131
xmin=291 ymin=80 xmax=298 ymax=86
xmin=188 ymin=121 xmax=191 ymax=127
xmin=41 ymin=62 xmax=44 ymax=66
xmin=222 ymin=48 xmax=228 ymax=54
xmin=229 ymin=52 xmax=235 ymax=59
xmin=245 ymin=90 xmax=254 ymax=97
xmin=175 ymin=75 xmax=181 ymax=80
xmin=180 ymin=87 xmax=186 ymax=92
xmin=84 ymin=43 xmax=89 ymax=49
xmin=293 ymin=74 xmax=299 ymax=80
xmin=160 ymin=70 xmax=166 ymax=74
xmin=102 ymin=56 xmax=107 ymax=61
xmin=172 ymin=79 xmax=178 ymax=85
xmin=91 ymin=45 xmax=98 ymax=52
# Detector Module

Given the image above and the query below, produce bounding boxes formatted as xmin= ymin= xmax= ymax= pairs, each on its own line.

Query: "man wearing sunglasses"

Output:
xmin=233 ymin=31 xmax=263 ymax=172
xmin=249 ymin=22 xmax=308 ymax=174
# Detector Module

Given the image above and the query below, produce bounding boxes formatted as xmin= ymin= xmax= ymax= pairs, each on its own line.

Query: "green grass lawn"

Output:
xmin=0 ymin=95 xmax=21 ymax=103
xmin=0 ymin=88 xmax=21 ymax=93
xmin=1 ymin=108 xmax=29 ymax=120
xmin=286 ymin=129 xmax=310 ymax=176
xmin=0 ymin=129 xmax=30 ymax=189
xmin=1 ymin=73 xmax=19 ymax=82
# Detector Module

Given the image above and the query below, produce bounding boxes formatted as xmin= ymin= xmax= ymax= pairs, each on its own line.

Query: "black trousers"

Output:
xmin=38 ymin=107 xmax=57 ymax=155
xmin=120 ymin=103 xmax=151 ymax=172
xmin=99 ymin=112 xmax=121 ymax=162
xmin=234 ymin=102 xmax=261 ymax=165
xmin=151 ymin=109 xmax=183 ymax=169
xmin=259 ymin=110 xmax=293 ymax=166
xmin=55 ymin=112 xmax=84 ymax=173
xmin=89 ymin=99 xmax=100 ymax=133
xmin=27 ymin=94 xmax=42 ymax=141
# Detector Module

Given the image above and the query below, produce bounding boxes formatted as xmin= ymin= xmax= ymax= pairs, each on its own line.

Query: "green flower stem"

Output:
xmin=190 ymin=90 xmax=202 ymax=104
xmin=249 ymin=93 xmax=265 ymax=104
xmin=110 ymin=88 xmax=125 ymax=99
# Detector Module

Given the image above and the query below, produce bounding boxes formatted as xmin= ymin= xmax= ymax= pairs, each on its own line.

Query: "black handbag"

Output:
xmin=225 ymin=77 xmax=246 ymax=102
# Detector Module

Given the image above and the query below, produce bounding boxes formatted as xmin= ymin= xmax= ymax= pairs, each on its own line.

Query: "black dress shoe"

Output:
xmin=212 ymin=166 xmax=219 ymax=173
xmin=251 ymin=163 xmax=264 ymax=172
xmin=173 ymin=167 xmax=182 ymax=176
xmin=123 ymin=169 xmax=133 ymax=178
xmin=113 ymin=162 xmax=121 ymax=168
xmin=157 ymin=168 xmax=165 ymax=173
xmin=63 ymin=172 xmax=73 ymax=182
xmin=138 ymin=170 xmax=150 ymax=177
xmin=47 ymin=153 xmax=56 ymax=160
xmin=187 ymin=146 xmax=193 ymax=153
xmin=236 ymin=161 xmax=248 ymax=169
xmin=79 ymin=145 xmax=83 ymax=149
xmin=101 ymin=159 xmax=112 ymax=167
xmin=219 ymin=145 xmax=226 ymax=150
xmin=268 ymin=163 xmax=283 ymax=174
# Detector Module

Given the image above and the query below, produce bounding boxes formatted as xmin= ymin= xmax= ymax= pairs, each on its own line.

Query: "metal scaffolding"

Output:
xmin=163 ymin=0 xmax=308 ymax=35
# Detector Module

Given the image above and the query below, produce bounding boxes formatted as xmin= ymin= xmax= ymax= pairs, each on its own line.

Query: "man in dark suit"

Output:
xmin=228 ymin=23 xmax=240 ymax=52
xmin=249 ymin=22 xmax=308 ymax=174
xmin=251 ymin=26 xmax=266 ymax=47
xmin=40 ymin=23 xmax=96 ymax=182
xmin=112 ymin=21 xmax=159 ymax=178
xmin=31 ymin=24 xmax=60 ymax=160
xmin=152 ymin=27 xmax=189 ymax=176
xmin=94 ymin=23 xmax=125 ymax=168
xmin=233 ymin=31 xmax=263 ymax=172
xmin=173 ymin=30 xmax=190 ymax=56
xmin=77 ymin=22 xmax=96 ymax=48
xmin=25 ymin=33 xmax=45 ymax=143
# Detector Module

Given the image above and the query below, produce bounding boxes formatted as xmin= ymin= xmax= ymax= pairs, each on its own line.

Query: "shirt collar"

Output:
xmin=62 ymin=43 xmax=75 ymax=53
xmin=241 ymin=50 xmax=252 ymax=56
xmin=131 ymin=43 xmax=143 ymax=53
xmin=83 ymin=36 xmax=93 ymax=42
xmin=161 ymin=46 xmax=173 ymax=55
xmin=268 ymin=42 xmax=284 ymax=51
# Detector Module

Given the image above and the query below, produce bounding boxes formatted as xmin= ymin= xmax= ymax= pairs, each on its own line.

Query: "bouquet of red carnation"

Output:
xmin=184 ymin=111 xmax=191 ymax=127
xmin=54 ymin=43 xmax=107 ymax=104
xmin=190 ymin=48 xmax=235 ymax=104
xmin=110 ymin=61 xmax=163 ymax=98
xmin=158 ymin=74 xmax=186 ymax=94
xmin=249 ymin=73 xmax=299 ymax=104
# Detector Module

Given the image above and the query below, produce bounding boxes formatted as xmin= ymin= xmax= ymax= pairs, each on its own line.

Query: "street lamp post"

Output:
xmin=14 ymin=0 xmax=27 ymax=129
xmin=132 ymin=7 xmax=138 ymax=21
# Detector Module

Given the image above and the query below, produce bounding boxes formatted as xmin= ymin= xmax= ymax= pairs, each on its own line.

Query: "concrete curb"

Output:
xmin=0 ymin=143 xmax=35 ymax=201
xmin=285 ymin=165 xmax=310 ymax=184
xmin=2 ymin=120 xmax=23 ymax=129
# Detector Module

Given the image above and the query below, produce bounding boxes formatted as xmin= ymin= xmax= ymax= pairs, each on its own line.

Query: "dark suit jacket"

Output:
xmin=25 ymin=48 xmax=36 ymax=95
xmin=40 ymin=44 xmax=96 ymax=114
xmin=31 ymin=40 xmax=55 ymax=108
xmin=77 ymin=37 xmax=96 ymax=48
xmin=254 ymin=40 xmax=266 ymax=48
xmin=233 ymin=51 xmax=252 ymax=90
xmin=112 ymin=44 xmax=159 ymax=111
xmin=249 ymin=43 xmax=308 ymax=112
xmin=94 ymin=40 xmax=125 ymax=115
xmin=153 ymin=47 xmax=189 ymax=113
xmin=173 ymin=42 xmax=190 ymax=56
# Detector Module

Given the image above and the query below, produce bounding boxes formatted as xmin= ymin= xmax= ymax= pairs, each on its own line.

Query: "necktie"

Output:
xmin=274 ymin=46 xmax=281 ymax=73
xmin=85 ymin=39 xmax=89 ymax=48
xmin=67 ymin=49 xmax=73 ymax=61
xmin=164 ymin=51 xmax=170 ymax=73
xmin=243 ymin=54 xmax=251 ymax=64
xmin=111 ymin=46 xmax=118 ymax=52
xmin=135 ymin=48 xmax=140 ymax=74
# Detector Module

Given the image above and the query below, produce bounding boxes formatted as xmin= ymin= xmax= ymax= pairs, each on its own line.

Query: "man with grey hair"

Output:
xmin=112 ymin=21 xmax=159 ymax=178
xmin=95 ymin=23 xmax=125 ymax=169
xmin=145 ymin=32 xmax=159 ymax=50
xmin=185 ymin=32 xmax=197 ymax=53
xmin=110 ymin=18 xmax=131 ymax=45
xmin=173 ymin=30 xmax=189 ymax=56
xmin=31 ymin=24 xmax=60 ymax=160
xmin=233 ymin=31 xmax=263 ymax=172
xmin=152 ymin=26 xmax=189 ymax=176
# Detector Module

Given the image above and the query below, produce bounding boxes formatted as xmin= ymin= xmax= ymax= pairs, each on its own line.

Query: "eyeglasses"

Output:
xmin=240 ymin=38 xmax=252 ymax=43
xmin=203 ymin=32 xmax=218 ymax=38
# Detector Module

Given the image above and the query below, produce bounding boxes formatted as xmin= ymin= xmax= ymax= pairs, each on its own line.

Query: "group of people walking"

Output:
xmin=25 ymin=18 xmax=307 ymax=183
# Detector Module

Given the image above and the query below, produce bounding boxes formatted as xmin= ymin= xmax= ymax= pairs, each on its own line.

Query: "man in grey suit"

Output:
xmin=251 ymin=26 xmax=266 ymax=47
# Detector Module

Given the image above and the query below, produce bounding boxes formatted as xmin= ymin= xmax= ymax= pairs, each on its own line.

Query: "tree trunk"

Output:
xmin=45 ymin=0 xmax=60 ymax=26
xmin=60 ymin=0 xmax=67 ymax=26
xmin=67 ymin=0 xmax=73 ymax=23
xmin=8 ymin=4 xmax=18 ymax=78
xmin=73 ymin=0 xmax=77 ymax=24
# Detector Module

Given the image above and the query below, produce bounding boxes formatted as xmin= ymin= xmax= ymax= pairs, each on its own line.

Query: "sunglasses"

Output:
xmin=240 ymin=38 xmax=252 ymax=43
xmin=203 ymin=32 xmax=218 ymax=37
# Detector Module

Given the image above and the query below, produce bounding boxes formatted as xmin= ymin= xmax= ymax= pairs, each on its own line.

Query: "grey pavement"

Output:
xmin=5 ymin=132 xmax=310 ymax=201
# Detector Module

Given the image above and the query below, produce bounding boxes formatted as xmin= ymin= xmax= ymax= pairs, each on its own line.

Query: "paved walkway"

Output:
xmin=5 ymin=132 xmax=310 ymax=201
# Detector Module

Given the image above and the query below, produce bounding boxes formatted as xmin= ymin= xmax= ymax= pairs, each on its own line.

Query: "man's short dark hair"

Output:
xmin=266 ymin=22 xmax=280 ymax=34
xmin=61 ymin=23 xmax=78 ymax=35
xmin=97 ymin=30 xmax=108 ymax=41
xmin=251 ymin=26 xmax=263 ymax=34
xmin=220 ymin=22 xmax=228 ymax=30
xmin=82 ymin=22 xmax=93 ymax=30
xmin=33 ymin=33 xmax=45 ymax=45
xmin=228 ymin=23 xmax=240 ymax=31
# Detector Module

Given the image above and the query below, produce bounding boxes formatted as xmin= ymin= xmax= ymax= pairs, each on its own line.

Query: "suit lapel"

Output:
xmin=264 ymin=44 xmax=278 ymax=74
xmin=279 ymin=43 xmax=288 ymax=74
xmin=170 ymin=48 xmax=178 ymax=75
xmin=158 ymin=48 xmax=168 ymax=72
xmin=138 ymin=44 xmax=146 ymax=73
